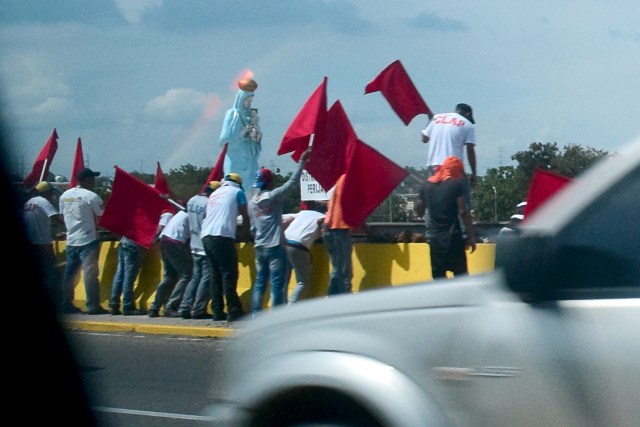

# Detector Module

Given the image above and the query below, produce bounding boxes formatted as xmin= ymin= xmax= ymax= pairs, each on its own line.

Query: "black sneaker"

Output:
xmin=213 ymin=312 xmax=228 ymax=321
xmin=180 ymin=310 xmax=192 ymax=319
xmin=191 ymin=312 xmax=210 ymax=319
xmin=108 ymin=307 xmax=121 ymax=315
xmin=61 ymin=304 xmax=83 ymax=314
xmin=148 ymin=309 xmax=159 ymax=318
xmin=123 ymin=309 xmax=145 ymax=316
xmin=164 ymin=309 xmax=180 ymax=318
xmin=87 ymin=306 xmax=108 ymax=315
xmin=227 ymin=310 xmax=246 ymax=322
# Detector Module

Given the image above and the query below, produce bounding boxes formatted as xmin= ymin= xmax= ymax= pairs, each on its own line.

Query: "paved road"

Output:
xmin=67 ymin=329 xmax=231 ymax=427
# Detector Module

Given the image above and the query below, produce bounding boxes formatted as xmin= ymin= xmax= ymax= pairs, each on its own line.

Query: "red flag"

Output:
xmin=304 ymin=100 xmax=353 ymax=191
xmin=523 ymin=169 xmax=573 ymax=218
xmin=69 ymin=137 xmax=85 ymax=188
xmin=278 ymin=77 xmax=327 ymax=160
xmin=341 ymin=139 xmax=409 ymax=227
xmin=365 ymin=60 xmax=432 ymax=125
xmin=201 ymin=143 xmax=228 ymax=193
xmin=23 ymin=128 xmax=59 ymax=188
xmin=153 ymin=161 xmax=171 ymax=195
xmin=100 ymin=166 xmax=172 ymax=249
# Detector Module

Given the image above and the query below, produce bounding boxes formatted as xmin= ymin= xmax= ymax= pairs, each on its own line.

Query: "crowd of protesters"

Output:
xmin=21 ymin=94 xmax=491 ymax=322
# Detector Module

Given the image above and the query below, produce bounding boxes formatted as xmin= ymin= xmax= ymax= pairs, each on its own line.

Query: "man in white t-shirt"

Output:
xmin=421 ymin=103 xmax=477 ymax=209
xmin=179 ymin=181 xmax=222 ymax=320
xmin=283 ymin=201 xmax=325 ymax=304
xmin=24 ymin=181 xmax=64 ymax=308
xmin=59 ymin=168 xmax=105 ymax=314
xmin=148 ymin=209 xmax=192 ymax=318
xmin=200 ymin=173 xmax=250 ymax=322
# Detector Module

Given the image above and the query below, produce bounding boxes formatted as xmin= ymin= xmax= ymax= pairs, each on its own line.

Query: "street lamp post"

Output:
xmin=492 ymin=186 xmax=497 ymax=222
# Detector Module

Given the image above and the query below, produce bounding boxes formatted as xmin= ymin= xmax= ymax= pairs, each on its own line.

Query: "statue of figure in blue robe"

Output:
xmin=219 ymin=78 xmax=262 ymax=190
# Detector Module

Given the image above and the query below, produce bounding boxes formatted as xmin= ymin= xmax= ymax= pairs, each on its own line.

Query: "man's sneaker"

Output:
xmin=108 ymin=307 xmax=121 ymax=315
xmin=123 ymin=309 xmax=145 ymax=316
xmin=227 ymin=310 xmax=246 ymax=322
xmin=191 ymin=312 xmax=210 ymax=320
xmin=61 ymin=304 xmax=83 ymax=314
xmin=87 ymin=306 xmax=109 ymax=315
xmin=213 ymin=312 xmax=228 ymax=321
xmin=180 ymin=310 xmax=192 ymax=319
xmin=164 ymin=309 xmax=180 ymax=318
xmin=148 ymin=309 xmax=159 ymax=318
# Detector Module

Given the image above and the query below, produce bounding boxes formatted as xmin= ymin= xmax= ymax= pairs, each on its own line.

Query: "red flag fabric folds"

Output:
xmin=341 ymin=139 xmax=409 ymax=227
xmin=278 ymin=77 xmax=327 ymax=160
xmin=523 ymin=169 xmax=573 ymax=218
xmin=365 ymin=60 xmax=432 ymax=125
xmin=153 ymin=161 xmax=171 ymax=195
xmin=23 ymin=128 xmax=59 ymax=188
xmin=201 ymin=143 xmax=228 ymax=193
xmin=304 ymin=101 xmax=353 ymax=191
xmin=100 ymin=166 xmax=173 ymax=249
xmin=69 ymin=137 xmax=85 ymax=188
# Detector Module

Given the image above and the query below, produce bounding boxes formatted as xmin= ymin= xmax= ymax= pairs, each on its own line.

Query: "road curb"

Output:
xmin=63 ymin=320 xmax=236 ymax=338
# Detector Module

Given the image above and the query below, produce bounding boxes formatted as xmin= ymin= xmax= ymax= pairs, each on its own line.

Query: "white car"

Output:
xmin=204 ymin=137 xmax=640 ymax=427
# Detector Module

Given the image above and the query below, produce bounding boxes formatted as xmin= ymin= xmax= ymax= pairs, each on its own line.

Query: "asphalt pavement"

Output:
xmin=61 ymin=312 xmax=238 ymax=338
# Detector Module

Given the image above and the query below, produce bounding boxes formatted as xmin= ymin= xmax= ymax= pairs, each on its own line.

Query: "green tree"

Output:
xmin=472 ymin=142 xmax=608 ymax=221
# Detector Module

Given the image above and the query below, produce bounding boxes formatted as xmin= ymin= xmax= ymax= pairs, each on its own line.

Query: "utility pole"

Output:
xmin=492 ymin=186 xmax=497 ymax=222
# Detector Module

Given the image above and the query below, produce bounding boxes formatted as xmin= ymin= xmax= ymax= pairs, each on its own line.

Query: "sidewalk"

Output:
xmin=61 ymin=312 xmax=237 ymax=338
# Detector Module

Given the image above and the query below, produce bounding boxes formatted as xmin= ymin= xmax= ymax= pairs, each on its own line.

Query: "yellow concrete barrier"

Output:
xmin=54 ymin=241 xmax=496 ymax=311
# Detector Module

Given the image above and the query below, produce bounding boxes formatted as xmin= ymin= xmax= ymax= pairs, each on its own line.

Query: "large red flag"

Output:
xmin=341 ymin=139 xmax=409 ymax=227
xmin=153 ymin=161 xmax=171 ymax=195
xmin=201 ymin=143 xmax=228 ymax=193
xmin=100 ymin=166 xmax=173 ymax=249
xmin=523 ymin=169 xmax=573 ymax=218
xmin=304 ymin=101 xmax=354 ymax=191
xmin=278 ymin=77 xmax=327 ymax=160
xmin=23 ymin=128 xmax=59 ymax=188
xmin=365 ymin=60 xmax=432 ymax=125
xmin=69 ymin=137 xmax=85 ymax=188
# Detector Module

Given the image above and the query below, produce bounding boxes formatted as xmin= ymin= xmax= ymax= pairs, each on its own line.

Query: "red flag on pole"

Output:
xmin=23 ymin=128 xmax=59 ymax=188
xmin=365 ymin=60 xmax=433 ymax=125
xmin=523 ymin=169 xmax=573 ymax=218
xmin=99 ymin=166 xmax=173 ymax=249
xmin=69 ymin=137 xmax=85 ymax=188
xmin=201 ymin=143 xmax=228 ymax=193
xmin=304 ymin=100 xmax=353 ymax=192
xmin=153 ymin=161 xmax=171 ymax=195
xmin=341 ymin=139 xmax=409 ymax=227
xmin=278 ymin=77 xmax=327 ymax=161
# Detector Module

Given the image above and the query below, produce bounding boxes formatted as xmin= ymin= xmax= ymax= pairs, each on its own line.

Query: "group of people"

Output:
xmin=22 ymin=97 xmax=484 ymax=320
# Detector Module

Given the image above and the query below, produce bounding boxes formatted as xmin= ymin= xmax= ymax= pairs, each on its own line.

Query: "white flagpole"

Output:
xmin=39 ymin=158 xmax=49 ymax=183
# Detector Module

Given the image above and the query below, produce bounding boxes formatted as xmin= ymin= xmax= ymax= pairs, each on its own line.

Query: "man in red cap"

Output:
xmin=248 ymin=148 xmax=310 ymax=317
xmin=415 ymin=156 xmax=476 ymax=279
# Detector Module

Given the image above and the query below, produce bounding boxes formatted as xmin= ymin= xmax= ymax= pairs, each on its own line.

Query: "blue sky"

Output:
xmin=1 ymin=0 xmax=639 ymax=181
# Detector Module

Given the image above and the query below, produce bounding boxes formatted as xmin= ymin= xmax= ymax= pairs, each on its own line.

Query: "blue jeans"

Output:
xmin=62 ymin=240 xmax=101 ymax=311
xmin=179 ymin=253 xmax=214 ymax=316
xmin=323 ymin=228 xmax=353 ymax=295
xmin=109 ymin=239 xmax=145 ymax=311
xmin=251 ymin=245 xmax=287 ymax=315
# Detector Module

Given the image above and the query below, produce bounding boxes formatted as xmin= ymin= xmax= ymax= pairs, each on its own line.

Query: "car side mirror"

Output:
xmin=495 ymin=232 xmax=558 ymax=302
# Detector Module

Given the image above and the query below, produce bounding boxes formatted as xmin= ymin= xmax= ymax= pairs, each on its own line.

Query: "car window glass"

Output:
xmin=553 ymin=165 xmax=640 ymax=294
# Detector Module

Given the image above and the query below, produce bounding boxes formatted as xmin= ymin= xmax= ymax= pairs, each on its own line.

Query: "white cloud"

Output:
xmin=115 ymin=0 xmax=162 ymax=24
xmin=33 ymin=97 xmax=72 ymax=115
xmin=144 ymin=88 xmax=220 ymax=121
